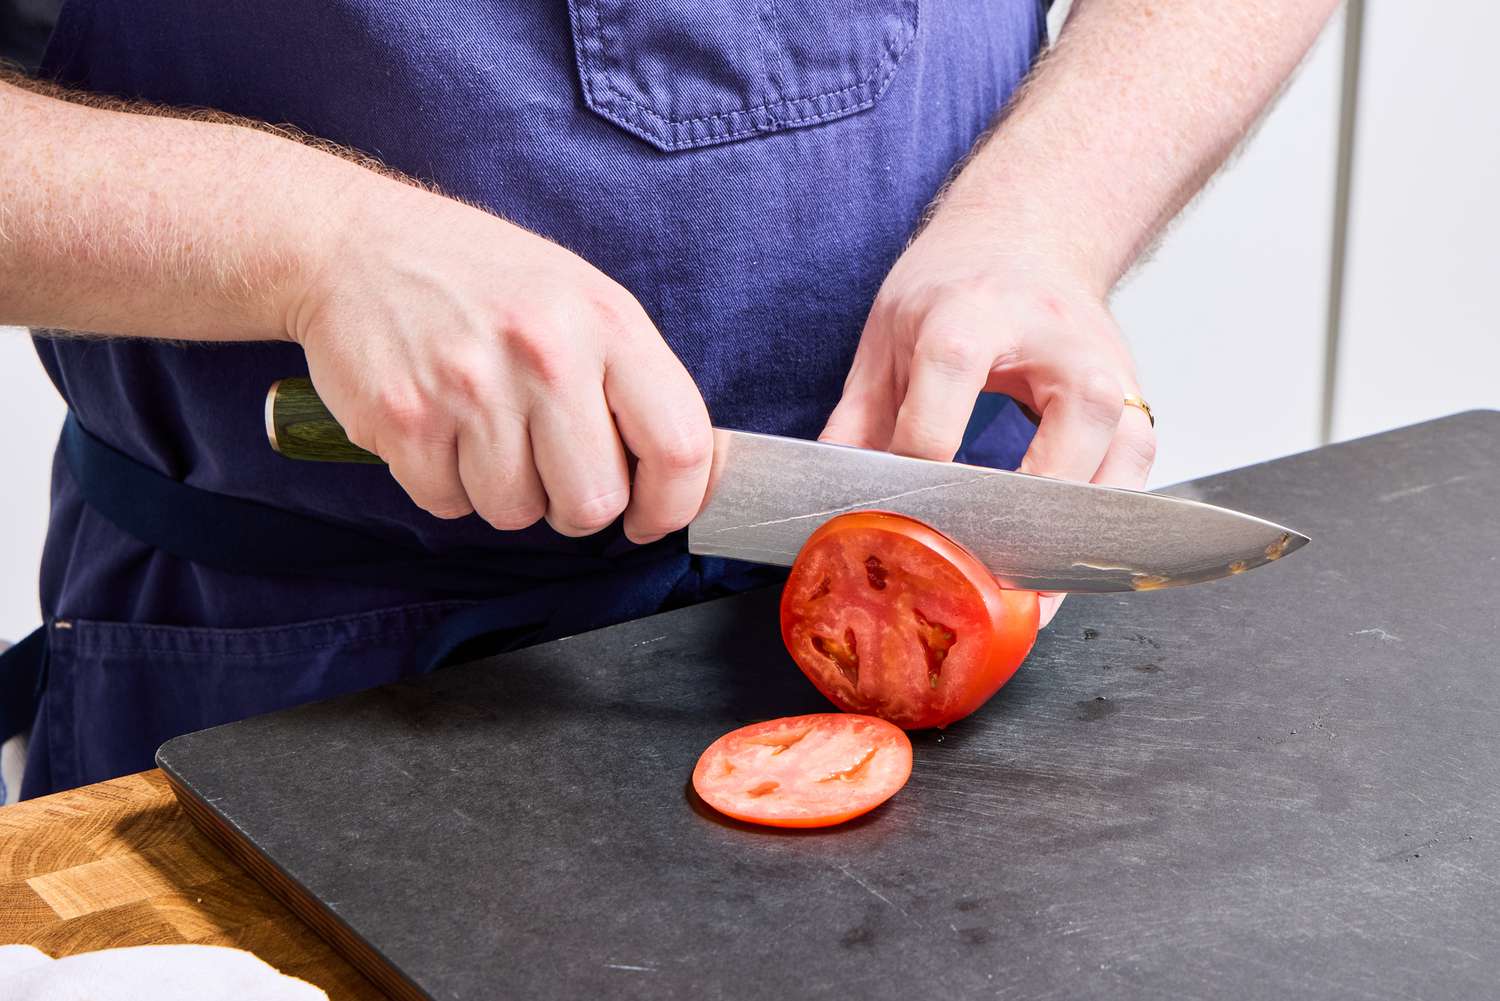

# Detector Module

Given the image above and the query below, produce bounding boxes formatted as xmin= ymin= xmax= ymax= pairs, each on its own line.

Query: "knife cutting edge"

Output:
xmin=265 ymin=377 xmax=1309 ymax=593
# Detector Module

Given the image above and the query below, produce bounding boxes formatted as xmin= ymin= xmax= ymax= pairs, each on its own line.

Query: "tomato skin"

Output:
xmin=692 ymin=714 xmax=913 ymax=828
xmin=780 ymin=511 xmax=1039 ymax=730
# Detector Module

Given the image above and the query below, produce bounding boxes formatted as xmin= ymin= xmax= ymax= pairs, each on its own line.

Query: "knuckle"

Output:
xmin=1071 ymin=368 xmax=1125 ymax=426
xmin=898 ymin=429 xmax=955 ymax=462
xmin=589 ymin=287 xmax=650 ymax=338
xmin=397 ymin=477 xmax=472 ymax=521
xmin=1025 ymin=290 xmax=1075 ymax=326
xmin=651 ymin=426 xmax=713 ymax=477
xmin=627 ymin=524 xmax=682 ymax=545
xmin=425 ymin=499 xmax=476 ymax=521
xmin=503 ymin=322 xmax=570 ymax=388
xmin=915 ymin=328 xmax=985 ymax=376
xmin=476 ymin=496 xmax=546 ymax=532
xmin=555 ymin=487 xmax=629 ymax=536
xmin=388 ymin=457 xmax=470 ymax=520
xmin=1038 ymin=292 xmax=1067 ymax=321
xmin=1117 ymin=423 xmax=1158 ymax=471
xmin=343 ymin=420 xmax=380 ymax=456
xmin=373 ymin=388 xmax=437 ymax=441
xmin=628 ymin=495 xmax=704 ymax=539
xmin=629 ymin=514 xmax=690 ymax=541
xmin=871 ymin=287 xmax=928 ymax=336
xmin=546 ymin=517 xmax=588 ymax=539
xmin=437 ymin=351 xmax=496 ymax=409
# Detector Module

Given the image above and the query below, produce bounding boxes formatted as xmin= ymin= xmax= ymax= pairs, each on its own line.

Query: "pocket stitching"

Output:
xmin=51 ymin=601 xmax=474 ymax=658
xmin=54 ymin=625 xmax=437 ymax=659
xmin=571 ymin=0 xmax=920 ymax=150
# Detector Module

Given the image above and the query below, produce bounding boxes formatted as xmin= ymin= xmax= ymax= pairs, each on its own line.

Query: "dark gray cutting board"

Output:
xmin=158 ymin=410 xmax=1500 ymax=1001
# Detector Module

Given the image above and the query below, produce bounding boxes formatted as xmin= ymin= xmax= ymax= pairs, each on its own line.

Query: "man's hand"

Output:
xmin=823 ymin=0 xmax=1337 ymax=626
xmin=0 ymin=75 xmax=712 ymax=543
xmin=820 ymin=215 xmax=1154 ymax=488
xmin=290 ymin=183 xmax=711 ymax=542
xmin=820 ymin=214 xmax=1153 ymax=628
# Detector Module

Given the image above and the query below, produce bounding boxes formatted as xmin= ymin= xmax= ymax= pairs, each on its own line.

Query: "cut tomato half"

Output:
xmin=692 ymin=713 xmax=913 ymax=828
xmin=780 ymin=511 xmax=1039 ymax=729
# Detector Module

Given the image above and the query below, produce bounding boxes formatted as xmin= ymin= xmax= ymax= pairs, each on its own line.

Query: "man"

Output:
xmin=0 ymin=1 xmax=1336 ymax=799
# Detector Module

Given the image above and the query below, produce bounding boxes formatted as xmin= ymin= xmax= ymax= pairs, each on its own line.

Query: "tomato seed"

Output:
xmin=746 ymin=780 xmax=780 ymax=798
xmin=751 ymin=727 xmax=812 ymax=755
xmin=913 ymin=608 xmax=958 ymax=687
xmin=817 ymin=746 xmax=879 ymax=783
xmin=864 ymin=555 xmax=889 ymax=590
xmin=812 ymin=626 xmax=860 ymax=686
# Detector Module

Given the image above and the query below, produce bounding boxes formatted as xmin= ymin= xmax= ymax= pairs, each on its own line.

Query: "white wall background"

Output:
xmin=0 ymin=1 xmax=1495 ymax=639
xmin=1115 ymin=6 xmax=1343 ymax=488
xmin=1333 ymin=1 xmax=1500 ymax=439
xmin=0 ymin=329 xmax=64 ymax=641
xmin=1073 ymin=0 xmax=1499 ymax=486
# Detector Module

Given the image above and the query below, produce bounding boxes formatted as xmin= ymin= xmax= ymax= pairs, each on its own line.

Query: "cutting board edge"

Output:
xmin=160 ymin=764 xmax=428 ymax=1001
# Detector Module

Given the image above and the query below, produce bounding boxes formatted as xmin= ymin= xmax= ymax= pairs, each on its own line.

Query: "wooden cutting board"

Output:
xmin=158 ymin=411 xmax=1500 ymax=1001
xmin=0 ymin=769 xmax=385 ymax=999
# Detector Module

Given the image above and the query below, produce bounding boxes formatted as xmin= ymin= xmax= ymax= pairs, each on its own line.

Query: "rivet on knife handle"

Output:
xmin=265 ymin=378 xmax=384 ymax=464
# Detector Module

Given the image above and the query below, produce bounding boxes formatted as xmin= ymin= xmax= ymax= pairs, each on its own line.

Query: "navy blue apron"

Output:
xmin=2 ymin=0 xmax=1044 ymax=798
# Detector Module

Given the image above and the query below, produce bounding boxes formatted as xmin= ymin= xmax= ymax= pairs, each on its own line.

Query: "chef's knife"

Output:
xmin=265 ymin=378 xmax=1308 ymax=592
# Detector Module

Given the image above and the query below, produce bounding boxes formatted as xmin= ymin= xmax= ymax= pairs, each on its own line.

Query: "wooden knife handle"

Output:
xmin=265 ymin=378 xmax=385 ymax=463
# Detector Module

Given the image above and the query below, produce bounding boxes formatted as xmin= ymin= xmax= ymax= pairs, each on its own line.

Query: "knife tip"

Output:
xmin=1265 ymin=528 xmax=1310 ymax=562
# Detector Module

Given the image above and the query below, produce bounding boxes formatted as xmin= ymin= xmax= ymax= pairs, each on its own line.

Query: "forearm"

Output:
xmin=0 ymin=75 xmax=393 ymax=340
xmin=939 ymin=0 xmax=1340 ymax=293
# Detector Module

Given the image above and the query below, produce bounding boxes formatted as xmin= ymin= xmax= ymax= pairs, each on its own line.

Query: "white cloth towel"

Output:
xmin=0 ymin=732 xmax=27 ymax=807
xmin=0 ymin=944 xmax=328 ymax=1000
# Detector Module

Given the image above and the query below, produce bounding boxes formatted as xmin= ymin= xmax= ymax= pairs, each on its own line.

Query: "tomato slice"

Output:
xmin=780 ymin=511 xmax=1039 ymax=729
xmin=692 ymin=714 xmax=913 ymax=828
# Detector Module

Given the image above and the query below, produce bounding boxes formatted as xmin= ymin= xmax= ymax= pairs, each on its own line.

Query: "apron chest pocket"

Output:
xmin=566 ymin=0 xmax=920 ymax=151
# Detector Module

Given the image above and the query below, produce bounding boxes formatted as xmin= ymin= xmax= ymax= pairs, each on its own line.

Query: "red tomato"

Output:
xmin=692 ymin=714 xmax=913 ymax=828
xmin=780 ymin=511 xmax=1039 ymax=729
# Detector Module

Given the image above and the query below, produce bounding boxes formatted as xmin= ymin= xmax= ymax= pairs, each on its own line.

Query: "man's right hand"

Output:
xmin=0 ymin=76 xmax=711 ymax=545
xmin=285 ymin=183 xmax=713 ymax=543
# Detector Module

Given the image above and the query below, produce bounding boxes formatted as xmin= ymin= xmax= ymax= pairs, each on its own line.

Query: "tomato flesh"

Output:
xmin=692 ymin=714 xmax=913 ymax=828
xmin=781 ymin=511 xmax=1039 ymax=729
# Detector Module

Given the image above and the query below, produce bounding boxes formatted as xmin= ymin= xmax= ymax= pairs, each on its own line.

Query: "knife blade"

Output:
xmin=266 ymin=378 xmax=1308 ymax=592
xmin=690 ymin=428 xmax=1308 ymax=592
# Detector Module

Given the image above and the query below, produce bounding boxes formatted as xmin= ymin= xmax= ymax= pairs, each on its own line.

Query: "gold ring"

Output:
xmin=1123 ymin=394 xmax=1155 ymax=427
xmin=265 ymin=379 xmax=284 ymax=454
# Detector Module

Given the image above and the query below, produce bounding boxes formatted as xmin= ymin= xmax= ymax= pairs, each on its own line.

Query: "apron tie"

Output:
xmin=0 ymin=415 xmax=783 ymax=756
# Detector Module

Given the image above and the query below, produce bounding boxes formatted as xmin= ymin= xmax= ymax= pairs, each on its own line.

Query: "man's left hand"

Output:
xmin=819 ymin=215 xmax=1157 ymax=626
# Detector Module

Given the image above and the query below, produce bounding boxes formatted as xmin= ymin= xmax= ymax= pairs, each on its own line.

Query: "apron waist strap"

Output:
xmin=58 ymin=412 xmax=670 ymax=596
xmin=0 ymin=417 xmax=782 ymax=783
xmin=52 ymin=413 xmax=781 ymax=662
